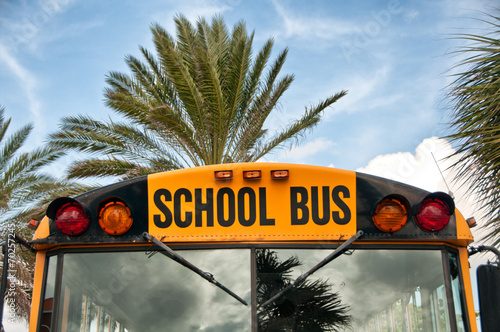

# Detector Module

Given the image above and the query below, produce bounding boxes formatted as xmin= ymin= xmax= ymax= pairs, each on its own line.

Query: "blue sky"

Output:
xmin=1 ymin=0 xmax=498 ymax=330
xmin=1 ymin=0 xmax=497 ymax=171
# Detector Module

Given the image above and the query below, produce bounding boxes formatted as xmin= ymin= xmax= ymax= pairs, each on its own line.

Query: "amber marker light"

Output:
xmin=243 ymin=170 xmax=262 ymax=180
xmin=214 ymin=170 xmax=233 ymax=180
xmin=98 ymin=200 xmax=133 ymax=235
xmin=466 ymin=217 xmax=477 ymax=228
xmin=372 ymin=198 xmax=408 ymax=232
xmin=271 ymin=170 xmax=289 ymax=179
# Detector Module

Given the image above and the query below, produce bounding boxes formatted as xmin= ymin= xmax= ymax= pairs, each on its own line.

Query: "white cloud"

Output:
xmin=357 ymin=137 xmax=450 ymax=190
xmin=357 ymin=136 xmax=488 ymax=246
xmin=270 ymin=0 xmax=355 ymax=41
xmin=1 ymin=0 xmax=76 ymax=52
xmin=325 ymin=65 xmax=393 ymax=118
xmin=0 ymin=42 xmax=42 ymax=131
xmin=285 ymin=137 xmax=335 ymax=160
xmin=403 ymin=9 xmax=419 ymax=22
xmin=42 ymin=20 xmax=105 ymax=45
xmin=262 ymin=137 xmax=336 ymax=164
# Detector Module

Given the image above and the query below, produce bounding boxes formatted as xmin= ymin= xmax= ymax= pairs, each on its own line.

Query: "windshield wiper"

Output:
xmin=142 ymin=232 xmax=248 ymax=306
xmin=260 ymin=230 xmax=363 ymax=307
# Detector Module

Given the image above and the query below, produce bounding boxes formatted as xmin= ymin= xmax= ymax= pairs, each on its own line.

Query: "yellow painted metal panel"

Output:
xmin=148 ymin=163 xmax=357 ymax=242
xmin=459 ymin=247 xmax=478 ymax=332
xmin=29 ymin=251 xmax=46 ymax=332
xmin=455 ymin=209 xmax=474 ymax=245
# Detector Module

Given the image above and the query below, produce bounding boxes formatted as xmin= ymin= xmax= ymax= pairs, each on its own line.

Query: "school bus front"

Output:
xmin=28 ymin=163 xmax=476 ymax=332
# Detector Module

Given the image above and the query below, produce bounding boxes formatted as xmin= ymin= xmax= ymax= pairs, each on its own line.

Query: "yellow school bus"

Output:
xmin=9 ymin=163 xmax=495 ymax=331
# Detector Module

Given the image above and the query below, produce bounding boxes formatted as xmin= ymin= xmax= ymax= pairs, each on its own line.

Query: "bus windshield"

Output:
xmin=43 ymin=249 xmax=251 ymax=332
xmin=41 ymin=247 xmax=466 ymax=332
xmin=257 ymin=248 xmax=467 ymax=332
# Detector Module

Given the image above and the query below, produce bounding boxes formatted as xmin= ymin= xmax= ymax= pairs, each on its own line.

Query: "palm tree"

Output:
xmin=445 ymin=12 xmax=500 ymax=247
xmin=48 ymin=14 xmax=347 ymax=180
xmin=0 ymin=105 xmax=92 ymax=320
xmin=256 ymin=249 xmax=351 ymax=331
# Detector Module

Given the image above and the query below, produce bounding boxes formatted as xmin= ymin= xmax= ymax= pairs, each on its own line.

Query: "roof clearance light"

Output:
xmin=271 ymin=170 xmax=289 ymax=179
xmin=466 ymin=217 xmax=477 ymax=228
xmin=98 ymin=201 xmax=133 ymax=235
xmin=372 ymin=198 xmax=408 ymax=232
xmin=215 ymin=170 xmax=233 ymax=180
xmin=415 ymin=198 xmax=451 ymax=232
xmin=28 ymin=218 xmax=40 ymax=230
xmin=55 ymin=202 xmax=90 ymax=236
xmin=243 ymin=170 xmax=262 ymax=180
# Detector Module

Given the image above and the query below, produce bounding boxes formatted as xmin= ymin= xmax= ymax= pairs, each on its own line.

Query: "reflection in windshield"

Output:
xmin=43 ymin=247 xmax=465 ymax=332
xmin=256 ymin=249 xmax=462 ymax=332
xmin=54 ymin=250 xmax=251 ymax=332
xmin=143 ymin=232 xmax=248 ymax=305
xmin=256 ymin=249 xmax=352 ymax=331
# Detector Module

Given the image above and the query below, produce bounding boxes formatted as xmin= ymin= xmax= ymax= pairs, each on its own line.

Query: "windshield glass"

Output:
xmin=256 ymin=248 xmax=465 ymax=332
xmin=41 ymin=247 xmax=466 ymax=332
xmin=52 ymin=249 xmax=251 ymax=332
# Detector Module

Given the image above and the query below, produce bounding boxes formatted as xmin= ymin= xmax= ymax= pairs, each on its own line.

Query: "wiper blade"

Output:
xmin=261 ymin=230 xmax=363 ymax=307
xmin=142 ymin=232 xmax=248 ymax=306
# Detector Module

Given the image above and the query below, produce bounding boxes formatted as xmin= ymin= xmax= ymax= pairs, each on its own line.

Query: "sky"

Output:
xmin=0 ymin=0 xmax=498 ymax=330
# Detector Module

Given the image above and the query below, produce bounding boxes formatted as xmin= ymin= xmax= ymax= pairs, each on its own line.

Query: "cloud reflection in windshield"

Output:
xmin=60 ymin=249 xmax=251 ymax=331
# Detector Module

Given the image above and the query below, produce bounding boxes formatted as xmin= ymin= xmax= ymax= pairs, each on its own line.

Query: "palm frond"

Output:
xmin=67 ymin=158 xmax=141 ymax=179
xmin=0 ymin=123 xmax=32 ymax=171
xmin=445 ymin=12 xmax=500 ymax=246
xmin=252 ymin=90 xmax=347 ymax=161
xmin=49 ymin=14 xmax=347 ymax=181
xmin=1 ymin=147 xmax=63 ymax=193
xmin=0 ymin=106 xmax=93 ymax=321
xmin=256 ymin=249 xmax=351 ymax=331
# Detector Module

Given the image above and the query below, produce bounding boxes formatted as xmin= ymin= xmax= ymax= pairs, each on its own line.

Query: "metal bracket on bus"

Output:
xmin=469 ymin=245 xmax=500 ymax=265
xmin=142 ymin=232 xmax=248 ymax=305
xmin=261 ymin=230 xmax=364 ymax=308
xmin=11 ymin=234 xmax=35 ymax=253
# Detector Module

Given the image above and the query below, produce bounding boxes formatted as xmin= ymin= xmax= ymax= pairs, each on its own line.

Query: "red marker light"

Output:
xmin=415 ymin=198 xmax=451 ymax=232
xmin=28 ymin=218 xmax=40 ymax=230
xmin=55 ymin=202 xmax=90 ymax=235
